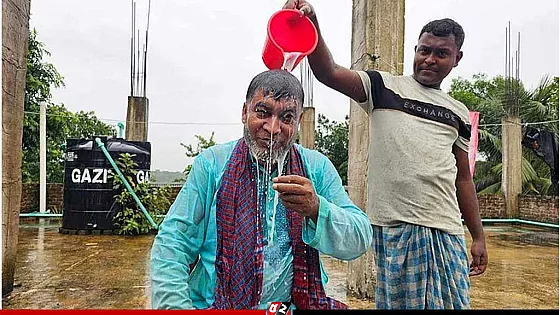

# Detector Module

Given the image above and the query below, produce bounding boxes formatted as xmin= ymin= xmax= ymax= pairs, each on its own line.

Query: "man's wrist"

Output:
xmin=471 ymin=232 xmax=486 ymax=243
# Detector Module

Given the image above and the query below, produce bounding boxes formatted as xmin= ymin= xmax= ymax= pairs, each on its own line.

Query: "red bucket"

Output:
xmin=262 ymin=9 xmax=318 ymax=71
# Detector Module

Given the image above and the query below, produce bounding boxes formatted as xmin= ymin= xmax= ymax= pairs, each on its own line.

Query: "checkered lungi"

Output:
xmin=372 ymin=223 xmax=471 ymax=309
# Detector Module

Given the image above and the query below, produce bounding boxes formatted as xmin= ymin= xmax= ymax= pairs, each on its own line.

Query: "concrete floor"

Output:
xmin=2 ymin=218 xmax=558 ymax=309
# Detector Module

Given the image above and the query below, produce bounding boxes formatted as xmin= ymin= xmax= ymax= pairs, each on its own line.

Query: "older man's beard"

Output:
xmin=243 ymin=123 xmax=296 ymax=166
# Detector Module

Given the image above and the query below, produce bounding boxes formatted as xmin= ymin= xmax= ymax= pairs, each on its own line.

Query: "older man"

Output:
xmin=150 ymin=69 xmax=373 ymax=310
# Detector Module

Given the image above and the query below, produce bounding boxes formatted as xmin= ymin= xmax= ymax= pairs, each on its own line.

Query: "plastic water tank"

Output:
xmin=62 ymin=136 xmax=151 ymax=231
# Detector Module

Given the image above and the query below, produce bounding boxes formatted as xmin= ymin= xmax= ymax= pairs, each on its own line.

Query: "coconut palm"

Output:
xmin=449 ymin=75 xmax=558 ymax=196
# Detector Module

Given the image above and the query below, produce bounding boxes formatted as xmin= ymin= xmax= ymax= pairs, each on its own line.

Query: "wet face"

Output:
xmin=242 ymin=90 xmax=302 ymax=164
xmin=412 ymin=32 xmax=463 ymax=89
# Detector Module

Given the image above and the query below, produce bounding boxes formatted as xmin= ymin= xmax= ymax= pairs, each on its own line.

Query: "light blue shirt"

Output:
xmin=150 ymin=140 xmax=373 ymax=309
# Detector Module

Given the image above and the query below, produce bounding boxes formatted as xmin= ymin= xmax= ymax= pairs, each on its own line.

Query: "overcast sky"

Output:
xmin=29 ymin=0 xmax=559 ymax=172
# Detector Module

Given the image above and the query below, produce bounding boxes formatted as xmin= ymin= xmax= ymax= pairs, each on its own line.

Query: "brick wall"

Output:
xmin=20 ymin=183 xmax=64 ymax=213
xmin=169 ymin=186 xmax=181 ymax=204
xmin=21 ymin=183 xmax=40 ymax=213
xmin=518 ymin=195 xmax=559 ymax=224
xmin=21 ymin=183 xmax=183 ymax=213
xmin=47 ymin=183 xmax=64 ymax=212
xmin=477 ymin=194 xmax=507 ymax=218
xmin=476 ymin=194 xmax=558 ymax=223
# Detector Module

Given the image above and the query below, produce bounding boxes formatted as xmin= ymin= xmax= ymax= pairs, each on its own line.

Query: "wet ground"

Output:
xmin=3 ymin=218 xmax=558 ymax=309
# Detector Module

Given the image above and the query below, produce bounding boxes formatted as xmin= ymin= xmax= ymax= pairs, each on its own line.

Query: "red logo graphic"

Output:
xmin=267 ymin=302 xmax=291 ymax=315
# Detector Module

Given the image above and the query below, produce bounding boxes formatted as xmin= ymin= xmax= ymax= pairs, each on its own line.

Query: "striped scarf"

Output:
xmin=212 ymin=138 xmax=347 ymax=310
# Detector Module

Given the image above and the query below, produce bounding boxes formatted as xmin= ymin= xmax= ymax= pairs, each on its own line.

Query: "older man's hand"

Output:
xmin=272 ymin=175 xmax=319 ymax=223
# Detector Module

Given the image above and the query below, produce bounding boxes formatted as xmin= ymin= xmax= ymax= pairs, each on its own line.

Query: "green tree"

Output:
xmin=181 ymin=132 xmax=217 ymax=158
xmin=175 ymin=132 xmax=217 ymax=181
xmin=23 ymin=29 xmax=114 ymax=183
xmin=449 ymin=74 xmax=558 ymax=195
xmin=315 ymin=114 xmax=349 ymax=185
xmin=112 ymin=153 xmax=170 ymax=235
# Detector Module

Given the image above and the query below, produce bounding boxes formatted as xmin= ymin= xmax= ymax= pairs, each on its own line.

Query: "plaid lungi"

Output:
xmin=372 ymin=223 xmax=471 ymax=309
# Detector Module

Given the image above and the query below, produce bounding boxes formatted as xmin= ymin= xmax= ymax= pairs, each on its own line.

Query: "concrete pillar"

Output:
xmin=125 ymin=96 xmax=149 ymax=141
xmin=299 ymin=107 xmax=315 ymax=149
xmin=2 ymin=0 xmax=31 ymax=296
xmin=501 ymin=115 xmax=522 ymax=218
xmin=40 ymin=101 xmax=47 ymax=213
xmin=346 ymin=0 xmax=405 ymax=299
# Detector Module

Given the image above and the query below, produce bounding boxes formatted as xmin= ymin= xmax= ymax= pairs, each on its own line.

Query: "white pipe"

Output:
xmin=40 ymin=101 xmax=47 ymax=213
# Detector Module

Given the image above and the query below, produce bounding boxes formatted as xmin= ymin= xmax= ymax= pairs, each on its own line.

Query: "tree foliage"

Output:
xmin=315 ymin=114 xmax=349 ymax=185
xmin=23 ymin=29 xmax=114 ymax=183
xmin=449 ymin=74 xmax=558 ymax=195
xmin=181 ymin=132 xmax=217 ymax=158
xmin=177 ymin=132 xmax=217 ymax=180
xmin=112 ymin=153 xmax=170 ymax=235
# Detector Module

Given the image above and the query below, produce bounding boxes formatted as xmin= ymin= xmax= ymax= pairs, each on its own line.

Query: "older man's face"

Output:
xmin=242 ymin=90 xmax=302 ymax=164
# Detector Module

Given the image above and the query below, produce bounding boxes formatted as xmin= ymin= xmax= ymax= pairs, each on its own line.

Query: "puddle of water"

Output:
xmin=4 ymin=218 xmax=154 ymax=309
xmin=319 ymin=225 xmax=558 ymax=309
xmin=3 ymin=219 xmax=558 ymax=309
xmin=466 ymin=225 xmax=558 ymax=310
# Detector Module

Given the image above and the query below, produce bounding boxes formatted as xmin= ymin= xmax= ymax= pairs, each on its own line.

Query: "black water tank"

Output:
xmin=62 ymin=136 xmax=151 ymax=231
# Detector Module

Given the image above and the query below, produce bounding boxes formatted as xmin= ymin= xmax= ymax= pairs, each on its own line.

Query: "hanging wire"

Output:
xmin=350 ymin=52 xmax=378 ymax=68
xmin=478 ymin=119 xmax=558 ymax=128
xmin=24 ymin=110 xmax=556 ymax=128
xmin=524 ymin=120 xmax=558 ymax=126
xmin=376 ymin=57 xmax=402 ymax=74
xmin=23 ymin=111 xmax=240 ymax=126
xmin=350 ymin=52 xmax=403 ymax=75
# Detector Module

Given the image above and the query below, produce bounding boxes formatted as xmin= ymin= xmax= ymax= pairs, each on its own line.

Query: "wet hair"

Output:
xmin=245 ymin=69 xmax=304 ymax=107
xmin=419 ymin=18 xmax=465 ymax=49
